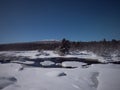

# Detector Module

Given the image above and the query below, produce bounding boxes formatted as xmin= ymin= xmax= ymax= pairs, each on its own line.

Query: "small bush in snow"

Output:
xmin=58 ymin=38 xmax=70 ymax=56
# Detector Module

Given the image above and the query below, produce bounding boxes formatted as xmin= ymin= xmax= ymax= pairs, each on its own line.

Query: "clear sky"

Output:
xmin=0 ymin=0 xmax=120 ymax=44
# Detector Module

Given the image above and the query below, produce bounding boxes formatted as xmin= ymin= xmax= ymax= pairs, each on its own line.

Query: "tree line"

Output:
xmin=0 ymin=38 xmax=120 ymax=56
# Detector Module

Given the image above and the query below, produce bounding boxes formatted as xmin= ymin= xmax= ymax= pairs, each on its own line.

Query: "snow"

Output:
xmin=0 ymin=64 xmax=120 ymax=90
xmin=0 ymin=76 xmax=17 ymax=89
xmin=46 ymin=71 xmax=67 ymax=77
xmin=0 ymin=50 xmax=120 ymax=90
xmin=0 ymin=50 xmax=104 ymax=61
xmin=98 ymin=68 xmax=120 ymax=90
xmin=62 ymin=61 xmax=86 ymax=68
xmin=41 ymin=61 xmax=55 ymax=66
xmin=90 ymin=64 xmax=120 ymax=90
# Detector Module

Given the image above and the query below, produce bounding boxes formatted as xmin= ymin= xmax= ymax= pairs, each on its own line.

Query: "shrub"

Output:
xmin=58 ymin=38 xmax=70 ymax=56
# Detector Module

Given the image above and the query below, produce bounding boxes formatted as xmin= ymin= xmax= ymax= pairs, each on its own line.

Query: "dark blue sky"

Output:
xmin=0 ymin=0 xmax=120 ymax=43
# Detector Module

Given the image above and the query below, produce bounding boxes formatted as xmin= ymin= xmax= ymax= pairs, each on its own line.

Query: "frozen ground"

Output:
xmin=0 ymin=50 xmax=120 ymax=90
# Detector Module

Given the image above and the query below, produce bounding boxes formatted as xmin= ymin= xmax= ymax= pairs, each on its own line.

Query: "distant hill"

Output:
xmin=0 ymin=40 xmax=61 ymax=51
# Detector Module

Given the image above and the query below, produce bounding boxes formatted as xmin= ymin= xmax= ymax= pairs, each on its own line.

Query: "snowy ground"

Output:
xmin=0 ymin=50 xmax=120 ymax=90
